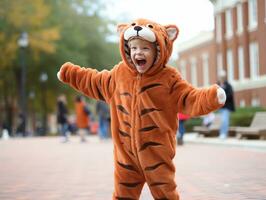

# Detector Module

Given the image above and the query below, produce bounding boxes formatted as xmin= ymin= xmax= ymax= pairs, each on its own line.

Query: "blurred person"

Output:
xmin=75 ymin=95 xmax=91 ymax=142
xmin=16 ymin=113 xmax=26 ymax=137
xmin=177 ymin=113 xmax=190 ymax=145
xmin=57 ymin=94 xmax=69 ymax=142
xmin=217 ymin=70 xmax=235 ymax=139
xmin=96 ymin=100 xmax=110 ymax=140
xmin=57 ymin=19 xmax=226 ymax=200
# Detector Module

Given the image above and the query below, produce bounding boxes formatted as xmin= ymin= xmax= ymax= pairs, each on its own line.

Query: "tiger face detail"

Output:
xmin=118 ymin=18 xmax=179 ymax=75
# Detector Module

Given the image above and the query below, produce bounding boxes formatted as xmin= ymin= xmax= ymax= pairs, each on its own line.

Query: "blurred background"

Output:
xmin=0 ymin=0 xmax=265 ymax=137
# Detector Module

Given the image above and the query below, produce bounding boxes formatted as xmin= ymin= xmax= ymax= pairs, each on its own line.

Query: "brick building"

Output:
xmin=176 ymin=0 xmax=266 ymax=107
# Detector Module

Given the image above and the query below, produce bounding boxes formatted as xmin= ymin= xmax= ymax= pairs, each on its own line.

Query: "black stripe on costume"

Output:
xmin=140 ymin=108 xmax=161 ymax=116
xmin=139 ymin=83 xmax=162 ymax=94
xmin=123 ymin=121 xmax=131 ymax=128
xmin=155 ymin=198 xmax=169 ymax=200
xmin=119 ymin=182 xmax=142 ymax=188
xmin=128 ymin=150 xmax=135 ymax=157
xmin=118 ymin=129 xmax=131 ymax=138
xmin=139 ymin=142 xmax=162 ymax=151
xmin=107 ymin=75 xmax=112 ymax=90
xmin=117 ymin=161 xmax=138 ymax=172
xmin=182 ymin=93 xmax=189 ymax=107
xmin=139 ymin=126 xmax=158 ymax=132
xmin=96 ymin=85 xmax=105 ymax=101
xmin=145 ymin=162 xmax=165 ymax=171
xmin=116 ymin=197 xmax=135 ymax=200
xmin=150 ymin=182 xmax=167 ymax=187
xmin=117 ymin=105 xmax=129 ymax=115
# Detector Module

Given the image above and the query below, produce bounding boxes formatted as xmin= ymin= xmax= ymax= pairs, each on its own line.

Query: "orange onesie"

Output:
xmin=58 ymin=19 xmax=225 ymax=200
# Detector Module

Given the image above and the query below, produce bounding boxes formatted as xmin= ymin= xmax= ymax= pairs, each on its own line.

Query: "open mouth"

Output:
xmin=136 ymin=59 xmax=146 ymax=66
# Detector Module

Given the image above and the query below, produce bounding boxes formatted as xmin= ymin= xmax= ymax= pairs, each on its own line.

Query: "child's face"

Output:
xmin=128 ymin=38 xmax=157 ymax=74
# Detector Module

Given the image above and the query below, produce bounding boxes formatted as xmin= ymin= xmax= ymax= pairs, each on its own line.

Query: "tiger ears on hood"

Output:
xmin=165 ymin=25 xmax=179 ymax=41
xmin=117 ymin=23 xmax=128 ymax=34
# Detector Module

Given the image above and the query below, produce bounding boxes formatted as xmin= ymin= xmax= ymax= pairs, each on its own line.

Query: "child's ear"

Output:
xmin=165 ymin=25 xmax=179 ymax=41
xmin=117 ymin=23 xmax=128 ymax=34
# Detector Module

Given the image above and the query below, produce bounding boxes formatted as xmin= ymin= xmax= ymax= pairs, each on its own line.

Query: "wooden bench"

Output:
xmin=193 ymin=114 xmax=221 ymax=137
xmin=234 ymin=112 xmax=266 ymax=140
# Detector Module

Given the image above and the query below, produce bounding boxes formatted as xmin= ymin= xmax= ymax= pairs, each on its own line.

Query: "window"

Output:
xmin=226 ymin=49 xmax=234 ymax=82
xmin=202 ymin=53 xmax=209 ymax=86
xmin=217 ymin=52 xmax=223 ymax=76
xmin=248 ymin=0 xmax=258 ymax=30
xmin=180 ymin=60 xmax=187 ymax=80
xmin=190 ymin=57 xmax=197 ymax=86
xmin=249 ymin=42 xmax=259 ymax=79
xmin=265 ymin=0 xmax=266 ymax=24
xmin=240 ymin=99 xmax=246 ymax=107
xmin=238 ymin=46 xmax=245 ymax=81
xmin=216 ymin=14 xmax=222 ymax=42
xmin=251 ymin=97 xmax=260 ymax=106
xmin=237 ymin=3 xmax=243 ymax=34
xmin=225 ymin=9 xmax=233 ymax=38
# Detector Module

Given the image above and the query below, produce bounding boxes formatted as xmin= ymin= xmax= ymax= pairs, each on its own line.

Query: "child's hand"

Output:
xmin=217 ymin=87 xmax=226 ymax=104
xmin=57 ymin=70 xmax=62 ymax=81
xmin=57 ymin=62 xmax=73 ymax=82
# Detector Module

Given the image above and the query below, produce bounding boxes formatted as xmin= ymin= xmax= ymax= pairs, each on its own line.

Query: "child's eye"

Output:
xmin=130 ymin=47 xmax=137 ymax=50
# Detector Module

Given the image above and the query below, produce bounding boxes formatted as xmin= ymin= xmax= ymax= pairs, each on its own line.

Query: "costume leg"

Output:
xmin=113 ymin=148 xmax=145 ymax=200
xmin=137 ymin=137 xmax=179 ymax=200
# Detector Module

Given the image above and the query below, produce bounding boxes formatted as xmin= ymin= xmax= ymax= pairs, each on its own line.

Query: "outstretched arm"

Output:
xmin=171 ymin=74 xmax=226 ymax=117
xmin=57 ymin=62 xmax=116 ymax=103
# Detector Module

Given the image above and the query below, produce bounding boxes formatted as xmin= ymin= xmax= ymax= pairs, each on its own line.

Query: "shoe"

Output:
xmin=219 ymin=134 xmax=227 ymax=140
xmin=177 ymin=138 xmax=184 ymax=145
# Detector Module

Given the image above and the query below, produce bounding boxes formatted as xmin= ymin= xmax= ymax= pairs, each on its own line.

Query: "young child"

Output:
xmin=57 ymin=18 xmax=226 ymax=200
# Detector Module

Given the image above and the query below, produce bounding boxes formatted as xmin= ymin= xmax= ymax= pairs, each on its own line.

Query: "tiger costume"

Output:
xmin=57 ymin=18 xmax=226 ymax=200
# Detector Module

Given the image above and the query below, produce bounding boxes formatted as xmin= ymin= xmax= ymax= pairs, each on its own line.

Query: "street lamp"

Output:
xmin=40 ymin=72 xmax=48 ymax=135
xmin=17 ymin=31 xmax=29 ymax=137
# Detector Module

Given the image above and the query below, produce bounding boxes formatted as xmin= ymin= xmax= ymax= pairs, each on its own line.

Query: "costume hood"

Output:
xmin=118 ymin=18 xmax=179 ymax=76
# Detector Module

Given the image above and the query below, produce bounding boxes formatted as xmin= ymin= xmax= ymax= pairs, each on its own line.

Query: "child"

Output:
xmin=177 ymin=113 xmax=190 ymax=145
xmin=57 ymin=18 xmax=226 ymax=200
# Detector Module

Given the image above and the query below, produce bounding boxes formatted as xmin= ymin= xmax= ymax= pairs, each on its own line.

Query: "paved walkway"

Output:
xmin=0 ymin=135 xmax=266 ymax=200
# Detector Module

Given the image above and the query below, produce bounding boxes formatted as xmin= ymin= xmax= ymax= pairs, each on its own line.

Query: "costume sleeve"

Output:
xmin=58 ymin=62 xmax=116 ymax=103
xmin=170 ymin=73 xmax=223 ymax=117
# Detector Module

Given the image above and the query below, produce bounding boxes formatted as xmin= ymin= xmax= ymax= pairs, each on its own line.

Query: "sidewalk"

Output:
xmin=184 ymin=132 xmax=266 ymax=151
xmin=1 ymin=136 xmax=266 ymax=200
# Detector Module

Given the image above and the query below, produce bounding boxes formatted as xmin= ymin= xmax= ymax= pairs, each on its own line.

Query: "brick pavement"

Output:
xmin=0 ymin=136 xmax=266 ymax=200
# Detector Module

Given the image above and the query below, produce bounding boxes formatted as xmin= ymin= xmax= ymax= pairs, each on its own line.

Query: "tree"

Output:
xmin=0 ymin=0 xmax=120 ymax=135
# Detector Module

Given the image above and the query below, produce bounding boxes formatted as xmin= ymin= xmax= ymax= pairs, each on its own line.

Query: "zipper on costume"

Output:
xmin=131 ymin=74 xmax=141 ymax=157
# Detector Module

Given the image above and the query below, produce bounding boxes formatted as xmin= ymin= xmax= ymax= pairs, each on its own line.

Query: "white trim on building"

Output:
xmin=177 ymin=32 xmax=213 ymax=53
xmin=232 ymin=75 xmax=266 ymax=91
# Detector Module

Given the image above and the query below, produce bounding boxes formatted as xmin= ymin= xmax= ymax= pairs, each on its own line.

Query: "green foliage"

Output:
xmin=185 ymin=117 xmax=202 ymax=132
xmin=0 ymin=0 xmax=121 ymax=131
xmin=230 ymin=107 xmax=266 ymax=126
